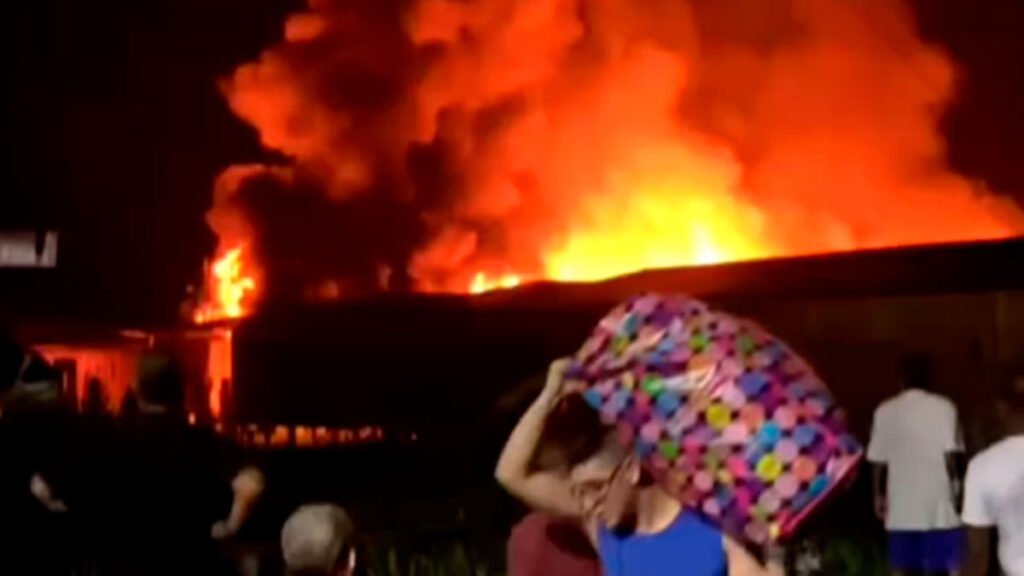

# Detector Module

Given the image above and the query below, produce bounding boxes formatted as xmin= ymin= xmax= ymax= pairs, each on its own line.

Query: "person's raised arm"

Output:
xmin=29 ymin=473 xmax=67 ymax=513
xmin=964 ymin=527 xmax=991 ymax=576
xmin=866 ymin=408 xmax=888 ymax=523
xmin=212 ymin=466 xmax=265 ymax=539
xmin=208 ymin=420 xmax=266 ymax=540
xmin=495 ymin=358 xmax=582 ymax=519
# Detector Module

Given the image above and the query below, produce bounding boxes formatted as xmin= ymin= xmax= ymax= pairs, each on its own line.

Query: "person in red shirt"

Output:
xmin=507 ymin=512 xmax=601 ymax=576
xmin=504 ymin=372 xmax=601 ymax=576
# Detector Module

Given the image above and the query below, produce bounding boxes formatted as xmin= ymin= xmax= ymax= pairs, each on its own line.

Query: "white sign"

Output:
xmin=0 ymin=231 xmax=58 ymax=268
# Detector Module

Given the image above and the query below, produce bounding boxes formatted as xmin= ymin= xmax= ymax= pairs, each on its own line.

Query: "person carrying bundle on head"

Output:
xmin=497 ymin=294 xmax=863 ymax=576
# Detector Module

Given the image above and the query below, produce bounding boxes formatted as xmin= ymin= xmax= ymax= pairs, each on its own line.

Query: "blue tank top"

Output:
xmin=597 ymin=510 xmax=727 ymax=576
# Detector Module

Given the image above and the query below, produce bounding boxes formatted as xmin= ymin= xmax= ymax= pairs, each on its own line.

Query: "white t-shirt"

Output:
xmin=867 ymin=389 xmax=963 ymax=530
xmin=962 ymin=435 xmax=1024 ymax=576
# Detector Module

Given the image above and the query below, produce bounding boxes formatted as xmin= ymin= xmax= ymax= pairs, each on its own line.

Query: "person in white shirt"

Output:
xmin=868 ymin=355 xmax=965 ymax=575
xmin=962 ymin=376 xmax=1024 ymax=576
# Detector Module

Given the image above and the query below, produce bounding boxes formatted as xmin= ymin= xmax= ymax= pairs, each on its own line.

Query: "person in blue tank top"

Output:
xmin=496 ymin=359 xmax=785 ymax=576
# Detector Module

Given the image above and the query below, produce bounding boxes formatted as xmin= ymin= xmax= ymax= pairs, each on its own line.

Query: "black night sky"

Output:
xmin=2 ymin=0 xmax=298 ymax=325
xmin=1 ymin=0 xmax=1022 ymax=327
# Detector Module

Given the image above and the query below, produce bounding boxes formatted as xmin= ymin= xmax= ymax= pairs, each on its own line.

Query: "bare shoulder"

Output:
xmin=928 ymin=393 xmax=962 ymax=426
xmin=879 ymin=391 xmax=911 ymax=411
xmin=873 ymin=396 xmax=896 ymax=420
xmin=928 ymin=391 xmax=957 ymax=411
xmin=972 ymin=437 xmax=1019 ymax=469
xmin=723 ymin=537 xmax=785 ymax=576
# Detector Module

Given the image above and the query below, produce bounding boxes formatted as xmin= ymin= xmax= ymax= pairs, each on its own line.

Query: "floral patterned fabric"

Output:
xmin=564 ymin=293 xmax=862 ymax=545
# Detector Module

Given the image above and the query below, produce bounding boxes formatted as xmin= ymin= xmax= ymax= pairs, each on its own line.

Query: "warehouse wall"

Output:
xmin=232 ymin=290 xmax=1024 ymax=454
xmin=730 ymin=290 xmax=1024 ymax=450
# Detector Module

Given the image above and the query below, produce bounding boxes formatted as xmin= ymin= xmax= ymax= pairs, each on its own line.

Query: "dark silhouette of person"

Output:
xmin=0 ymin=338 xmax=80 ymax=575
xmin=94 ymin=354 xmax=264 ymax=576
xmin=119 ymin=387 xmax=140 ymax=421
xmin=83 ymin=377 xmax=110 ymax=416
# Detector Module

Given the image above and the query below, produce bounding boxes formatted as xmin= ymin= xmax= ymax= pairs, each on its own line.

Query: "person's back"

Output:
xmin=0 ymin=406 xmax=79 ymax=574
xmin=869 ymin=356 xmax=965 ymax=575
xmin=597 ymin=509 xmax=726 ymax=576
xmin=120 ymin=414 xmax=234 ymax=554
xmin=0 ymin=347 xmax=80 ymax=575
xmin=963 ymin=436 xmax=1024 ymax=575
xmin=870 ymin=388 xmax=962 ymax=530
xmin=508 ymin=512 xmax=601 ymax=576
xmin=98 ymin=355 xmax=254 ymax=576
xmin=91 ymin=411 xmax=234 ymax=576
xmin=962 ymin=376 xmax=1024 ymax=576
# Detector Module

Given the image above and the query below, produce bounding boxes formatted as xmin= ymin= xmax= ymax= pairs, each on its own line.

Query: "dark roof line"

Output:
xmin=473 ymin=236 xmax=1024 ymax=307
xmin=251 ymin=237 xmax=1024 ymax=321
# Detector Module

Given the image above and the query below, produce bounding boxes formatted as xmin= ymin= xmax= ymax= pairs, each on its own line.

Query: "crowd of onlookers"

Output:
xmin=865 ymin=357 xmax=1024 ymax=576
xmin=495 ymin=356 xmax=1024 ymax=576
xmin=4 ymin=330 xmax=1024 ymax=576
xmin=0 ymin=337 xmax=357 ymax=576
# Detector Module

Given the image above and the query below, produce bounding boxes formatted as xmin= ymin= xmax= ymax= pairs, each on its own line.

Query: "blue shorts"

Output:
xmin=887 ymin=528 xmax=965 ymax=572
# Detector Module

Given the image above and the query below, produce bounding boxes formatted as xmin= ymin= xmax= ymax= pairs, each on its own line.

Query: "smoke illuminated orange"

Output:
xmin=211 ymin=0 xmax=1024 ymax=301
xmin=194 ymin=246 xmax=257 ymax=323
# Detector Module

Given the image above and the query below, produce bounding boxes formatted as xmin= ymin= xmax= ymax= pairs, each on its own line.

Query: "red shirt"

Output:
xmin=507 ymin=513 xmax=601 ymax=576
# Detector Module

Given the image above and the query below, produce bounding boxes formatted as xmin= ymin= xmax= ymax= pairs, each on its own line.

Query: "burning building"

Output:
xmin=198 ymin=0 xmax=1022 ymax=309
xmin=214 ymin=238 xmax=1024 ymax=452
xmin=10 ymin=320 xmax=232 ymax=422
xmin=181 ymin=0 xmax=1024 ymax=447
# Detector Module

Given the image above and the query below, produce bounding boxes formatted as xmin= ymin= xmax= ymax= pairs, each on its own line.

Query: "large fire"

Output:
xmin=193 ymin=246 xmax=257 ymax=323
xmin=199 ymin=0 xmax=1023 ymax=310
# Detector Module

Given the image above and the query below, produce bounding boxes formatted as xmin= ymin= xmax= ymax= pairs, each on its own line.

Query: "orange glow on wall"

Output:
xmin=203 ymin=328 xmax=234 ymax=420
xmin=35 ymin=346 xmax=141 ymax=412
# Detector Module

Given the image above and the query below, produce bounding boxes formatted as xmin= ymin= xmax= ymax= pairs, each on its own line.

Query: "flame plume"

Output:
xmin=193 ymin=246 xmax=257 ymax=324
xmin=202 ymin=0 xmax=1023 ymax=303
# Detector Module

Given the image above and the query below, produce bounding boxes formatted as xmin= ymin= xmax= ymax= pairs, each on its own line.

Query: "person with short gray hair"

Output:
xmin=281 ymin=503 xmax=357 ymax=576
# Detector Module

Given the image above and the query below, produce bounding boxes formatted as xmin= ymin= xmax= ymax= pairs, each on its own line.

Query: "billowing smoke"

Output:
xmin=208 ymin=0 xmax=1023 ymax=300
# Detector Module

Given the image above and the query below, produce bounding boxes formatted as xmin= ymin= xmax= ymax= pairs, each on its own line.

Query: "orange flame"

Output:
xmin=469 ymin=272 xmax=523 ymax=294
xmin=465 ymin=150 xmax=780 ymax=292
xmin=194 ymin=246 xmax=257 ymax=324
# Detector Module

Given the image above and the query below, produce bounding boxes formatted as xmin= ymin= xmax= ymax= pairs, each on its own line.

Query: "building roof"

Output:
xmin=474 ymin=237 xmax=1024 ymax=309
xmin=247 ymin=237 xmax=1024 ymax=329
